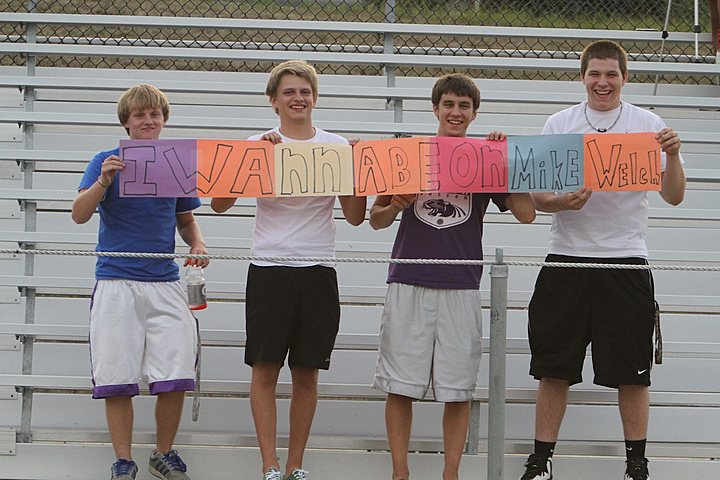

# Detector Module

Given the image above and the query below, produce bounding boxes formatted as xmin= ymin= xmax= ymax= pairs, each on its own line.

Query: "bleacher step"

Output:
xmin=1 ymin=442 xmax=719 ymax=480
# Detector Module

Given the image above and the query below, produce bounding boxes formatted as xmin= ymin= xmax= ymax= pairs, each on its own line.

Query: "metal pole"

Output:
xmin=653 ymin=0 xmax=673 ymax=95
xmin=18 ymin=1 xmax=38 ymax=444
xmin=384 ymin=0 xmax=403 ymax=126
xmin=694 ymin=0 xmax=701 ymax=61
xmin=466 ymin=400 xmax=481 ymax=454
xmin=487 ymin=248 xmax=508 ymax=480
xmin=383 ymin=0 xmax=396 ymax=84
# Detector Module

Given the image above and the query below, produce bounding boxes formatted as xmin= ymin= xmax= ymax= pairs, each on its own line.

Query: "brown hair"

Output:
xmin=117 ymin=84 xmax=169 ymax=134
xmin=580 ymin=40 xmax=628 ymax=77
xmin=431 ymin=73 xmax=481 ymax=111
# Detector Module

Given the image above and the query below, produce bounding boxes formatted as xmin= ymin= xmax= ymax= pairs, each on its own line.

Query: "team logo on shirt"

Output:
xmin=414 ymin=193 xmax=472 ymax=229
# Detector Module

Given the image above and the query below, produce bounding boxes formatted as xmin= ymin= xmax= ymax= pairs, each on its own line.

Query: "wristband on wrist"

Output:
xmin=97 ymin=176 xmax=110 ymax=188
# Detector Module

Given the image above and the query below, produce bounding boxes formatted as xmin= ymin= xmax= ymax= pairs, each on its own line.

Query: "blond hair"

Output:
xmin=117 ymin=84 xmax=170 ymax=134
xmin=265 ymin=60 xmax=319 ymax=100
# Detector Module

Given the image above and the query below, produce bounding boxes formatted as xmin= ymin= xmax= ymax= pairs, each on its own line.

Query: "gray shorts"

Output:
xmin=372 ymin=282 xmax=483 ymax=402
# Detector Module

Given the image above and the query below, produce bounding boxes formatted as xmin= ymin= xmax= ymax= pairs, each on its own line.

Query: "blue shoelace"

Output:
xmin=162 ymin=451 xmax=187 ymax=472
xmin=112 ymin=459 xmax=137 ymax=476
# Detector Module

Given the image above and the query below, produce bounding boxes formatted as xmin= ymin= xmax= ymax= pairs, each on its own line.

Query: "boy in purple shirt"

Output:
xmin=369 ymin=74 xmax=535 ymax=480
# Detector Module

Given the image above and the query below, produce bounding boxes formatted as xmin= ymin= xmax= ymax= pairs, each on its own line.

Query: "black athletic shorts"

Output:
xmin=528 ymin=254 xmax=656 ymax=388
xmin=244 ymin=264 xmax=340 ymax=370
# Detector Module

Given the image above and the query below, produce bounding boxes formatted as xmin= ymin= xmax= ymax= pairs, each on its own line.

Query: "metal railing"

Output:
xmin=3 ymin=248 xmax=720 ymax=479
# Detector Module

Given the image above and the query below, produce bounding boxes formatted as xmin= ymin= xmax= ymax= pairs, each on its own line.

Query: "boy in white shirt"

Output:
xmin=519 ymin=40 xmax=685 ymax=480
xmin=211 ymin=60 xmax=366 ymax=480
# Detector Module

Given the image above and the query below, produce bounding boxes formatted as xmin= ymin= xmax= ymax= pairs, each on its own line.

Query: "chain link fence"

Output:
xmin=1 ymin=0 xmax=716 ymax=83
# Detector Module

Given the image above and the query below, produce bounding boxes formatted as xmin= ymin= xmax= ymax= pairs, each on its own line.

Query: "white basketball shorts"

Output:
xmin=89 ymin=279 xmax=197 ymax=399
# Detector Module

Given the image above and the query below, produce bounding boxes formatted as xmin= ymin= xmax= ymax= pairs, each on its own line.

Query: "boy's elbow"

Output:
xmin=661 ymin=187 xmax=685 ymax=206
xmin=70 ymin=206 xmax=89 ymax=225
xmin=666 ymin=194 xmax=684 ymax=206
xmin=210 ymin=198 xmax=232 ymax=213
xmin=71 ymin=214 xmax=90 ymax=225
xmin=346 ymin=216 xmax=364 ymax=227
xmin=368 ymin=215 xmax=386 ymax=230
xmin=521 ymin=210 xmax=537 ymax=224
xmin=341 ymin=197 xmax=367 ymax=227
xmin=513 ymin=209 xmax=536 ymax=224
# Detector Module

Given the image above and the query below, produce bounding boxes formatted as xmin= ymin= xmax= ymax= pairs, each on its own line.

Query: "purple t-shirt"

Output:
xmin=387 ymin=192 xmax=509 ymax=289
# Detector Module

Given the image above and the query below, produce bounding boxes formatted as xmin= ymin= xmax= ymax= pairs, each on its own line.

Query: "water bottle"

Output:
xmin=186 ymin=266 xmax=207 ymax=310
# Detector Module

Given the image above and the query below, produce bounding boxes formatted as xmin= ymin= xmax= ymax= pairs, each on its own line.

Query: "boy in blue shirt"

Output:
xmin=72 ymin=84 xmax=208 ymax=480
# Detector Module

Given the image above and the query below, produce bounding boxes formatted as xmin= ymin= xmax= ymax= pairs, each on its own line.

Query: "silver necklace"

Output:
xmin=583 ymin=102 xmax=623 ymax=133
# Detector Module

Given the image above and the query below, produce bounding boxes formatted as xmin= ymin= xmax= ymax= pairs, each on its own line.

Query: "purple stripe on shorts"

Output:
xmin=149 ymin=379 xmax=195 ymax=395
xmin=92 ymin=383 xmax=139 ymax=399
xmin=88 ymin=282 xmax=98 ymax=389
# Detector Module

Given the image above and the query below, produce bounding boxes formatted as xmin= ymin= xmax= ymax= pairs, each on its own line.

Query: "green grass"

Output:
xmin=1 ymin=0 xmax=712 ymax=31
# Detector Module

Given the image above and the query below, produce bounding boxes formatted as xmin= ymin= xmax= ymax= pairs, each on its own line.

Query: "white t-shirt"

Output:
xmin=249 ymin=127 xmax=347 ymax=267
xmin=542 ymin=101 xmax=683 ymax=258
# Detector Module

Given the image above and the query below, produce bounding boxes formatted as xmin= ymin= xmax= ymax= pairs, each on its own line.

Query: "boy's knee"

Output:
xmin=290 ymin=367 xmax=319 ymax=386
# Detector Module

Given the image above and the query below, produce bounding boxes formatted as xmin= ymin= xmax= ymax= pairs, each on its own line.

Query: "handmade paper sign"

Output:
xmin=430 ymin=136 xmax=508 ymax=193
xmin=119 ymin=139 xmax=198 ymax=197
xmin=274 ymin=142 xmax=354 ymax=197
xmin=196 ymin=139 xmax=275 ymax=197
xmin=584 ymin=132 xmax=661 ymax=191
xmin=354 ymin=137 xmax=430 ymax=196
xmin=507 ymin=134 xmax=584 ymax=193
xmin=353 ymin=136 xmax=508 ymax=196
xmin=120 ymin=139 xmax=353 ymax=197
xmin=119 ymin=133 xmax=662 ymax=197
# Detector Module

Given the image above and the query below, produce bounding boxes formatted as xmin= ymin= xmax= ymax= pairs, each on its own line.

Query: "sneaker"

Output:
xmin=263 ymin=468 xmax=282 ymax=480
xmin=625 ymin=457 xmax=650 ymax=480
xmin=148 ymin=449 xmax=190 ymax=480
xmin=111 ymin=458 xmax=138 ymax=480
xmin=284 ymin=469 xmax=308 ymax=480
xmin=519 ymin=453 xmax=552 ymax=480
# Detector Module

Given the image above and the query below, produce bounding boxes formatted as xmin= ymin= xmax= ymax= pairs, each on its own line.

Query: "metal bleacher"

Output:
xmin=0 ymin=13 xmax=719 ymax=480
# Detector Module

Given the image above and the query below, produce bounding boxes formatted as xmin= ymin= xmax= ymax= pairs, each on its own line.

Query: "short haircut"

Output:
xmin=117 ymin=84 xmax=170 ymax=134
xmin=265 ymin=60 xmax=319 ymax=99
xmin=580 ymin=40 xmax=628 ymax=77
xmin=431 ymin=73 xmax=481 ymax=111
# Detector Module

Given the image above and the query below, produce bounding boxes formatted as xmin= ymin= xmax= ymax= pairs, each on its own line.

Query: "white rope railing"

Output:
xmin=4 ymin=245 xmax=718 ymax=480
xmin=2 ymin=248 xmax=720 ymax=271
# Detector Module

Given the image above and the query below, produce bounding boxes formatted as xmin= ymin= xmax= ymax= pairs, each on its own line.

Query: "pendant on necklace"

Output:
xmin=583 ymin=102 xmax=623 ymax=133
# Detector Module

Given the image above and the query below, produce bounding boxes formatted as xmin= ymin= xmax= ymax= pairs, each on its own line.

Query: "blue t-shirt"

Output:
xmin=78 ymin=148 xmax=202 ymax=281
xmin=387 ymin=192 xmax=508 ymax=290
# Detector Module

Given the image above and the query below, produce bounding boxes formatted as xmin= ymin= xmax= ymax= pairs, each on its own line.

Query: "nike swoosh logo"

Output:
xmin=637 ymin=369 xmax=648 ymax=375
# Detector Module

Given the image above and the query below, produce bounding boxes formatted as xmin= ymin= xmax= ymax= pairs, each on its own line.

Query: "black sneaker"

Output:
xmin=625 ymin=457 xmax=650 ymax=480
xmin=519 ymin=453 xmax=552 ymax=480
